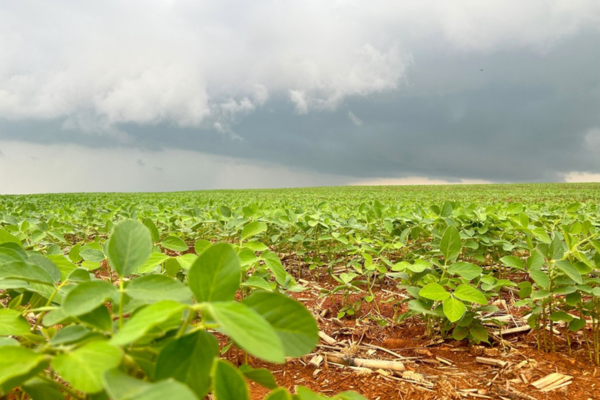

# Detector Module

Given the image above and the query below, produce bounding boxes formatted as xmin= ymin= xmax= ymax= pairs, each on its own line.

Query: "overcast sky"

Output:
xmin=1 ymin=0 xmax=600 ymax=194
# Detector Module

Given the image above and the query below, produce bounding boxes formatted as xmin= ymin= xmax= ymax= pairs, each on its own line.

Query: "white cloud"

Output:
xmin=562 ymin=172 xmax=600 ymax=183
xmin=1 ymin=0 xmax=598 ymax=133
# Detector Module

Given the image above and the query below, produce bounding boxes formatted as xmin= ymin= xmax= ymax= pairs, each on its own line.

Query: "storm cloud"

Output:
xmin=1 ymin=1 xmax=599 ymax=192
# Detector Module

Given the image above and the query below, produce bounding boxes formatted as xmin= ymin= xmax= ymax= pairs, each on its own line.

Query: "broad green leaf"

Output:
xmin=442 ymin=298 xmax=466 ymax=322
xmin=529 ymin=270 xmax=549 ymax=289
xmin=0 ymin=229 xmax=20 ymax=246
xmin=243 ymin=291 xmax=318 ymax=357
xmin=103 ymin=369 xmax=198 ymax=400
xmin=107 ymin=220 xmax=153 ymax=277
xmin=143 ymin=218 xmax=160 ymax=243
xmin=125 ymin=274 xmax=193 ymax=304
xmin=239 ymin=364 xmax=277 ymax=389
xmin=500 ymin=256 xmax=523 ymax=270
xmin=448 ymin=262 xmax=482 ymax=280
xmin=555 ymin=260 xmax=583 ymax=284
xmin=452 ymin=325 xmax=469 ymax=341
xmin=155 ymin=331 xmax=218 ymax=398
xmin=137 ymin=252 xmax=170 ymax=274
xmin=194 ymin=239 xmax=211 ymax=255
xmin=550 ymin=312 xmax=573 ymax=322
xmin=27 ymin=254 xmax=61 ymax=283
xmin=0 ymin=261 xmax=55 ymax=286
xmin=63 ymin=280 xmax=119 ymax=317
xmin=78 ymin=305 xmax=113 ymax=332
xmin=161 ymin=236 xmax=189 ymax=252
xmin=47 ymin=255 xmax=78 ymax=281
xmin=176 ymin=253 xmax=197 ymax=270
xmin=334 ymin=392 xmax=369 ymax=400
xmin=419 ymin=283 xmax=450 ymax=301
xmin=110 ymin=301 xmax=185 ymax=346
xmin=265 ymin=388 xmax=292 ymax=400
xmin=213 ymin=359 xmax=249 ymax=400
xmin=188 ymin=243 xmax=241 ymax=302
xmin=440 ymin=225 xmax=461 ymax=262
xmin=469 ymin=325 xmax=488 ymax=343
xmin=0 ymin=347 xmax=49 ymax=395
xmin=0 ymin=337 xmax=19 ymax=347
xmin=50 ymin=326 xmax=95 ymax=346
xmin=243 ymin=241 xmax=269 ymax=252
xmin=261 ymin=250 xmax=292 ymax=286
xmin=0 ymin=308 xmax=30 ymax=336
xmin=23 ymin=378 xmax=66 ymax=400
xmin=241 ymin=222 xmax=267 ymax=241
xmin=569 ymin=318 xmax=586 ymax=332
xmin=453 ymin=285 xmax=487 ymax=305
xmin=52 ymin=341 xmax=122 ymax=393
xmin=241 ymin=276 xmax=273 ymax=292
xmin=201 ymin=302 xmax=285 ymax=363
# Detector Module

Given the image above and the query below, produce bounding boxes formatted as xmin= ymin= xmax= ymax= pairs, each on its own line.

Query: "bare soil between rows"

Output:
xmin=225 ymin=276 xmax=600 ymax=400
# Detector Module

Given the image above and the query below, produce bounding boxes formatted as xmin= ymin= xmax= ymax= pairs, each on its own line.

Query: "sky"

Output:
xmin=1 ymin=0 xmax=600 ymax=194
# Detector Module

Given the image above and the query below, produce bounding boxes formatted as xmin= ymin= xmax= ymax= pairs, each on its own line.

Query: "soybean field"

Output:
xmin=1 ymin=183 xmax=600 ymax=400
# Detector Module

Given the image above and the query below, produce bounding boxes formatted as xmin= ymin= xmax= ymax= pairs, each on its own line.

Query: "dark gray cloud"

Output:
xmin=1 ymin=1 xmax=600 ymax=191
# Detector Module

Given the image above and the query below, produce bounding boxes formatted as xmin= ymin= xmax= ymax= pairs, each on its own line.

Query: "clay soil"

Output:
xmin=225 ymin=274 xmax=600 ymax=400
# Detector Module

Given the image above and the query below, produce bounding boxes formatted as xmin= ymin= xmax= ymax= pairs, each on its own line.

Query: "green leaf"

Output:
xmin=188 ymin=243 xmax=241 ymax=303
xmin=333 ymin=392 xmax=369 ymax=400
xmin=52 ymin=341 xmax=122 ymax=393
xmin=0 ymin=337 xmax=19 ymax=347
xmin=469 ymin=325 xmax=488 ymax=343
xmin=243 ymin=241 xmax=269 ymax=252
xmin=50 ymin=325 xmax=96 ymax=346
xmin=194 ymin=239 xmax=211 ymax=255
xmin=569 ymin=318 xmax=586 ymax=332
xmin=241 ymin=222 xmax=267 ymax=241
xmin=243 ymin=291 xmax=318 ymax=357
xmin=103 ymin=369 xmax=198 ymax=400
xmin=126 ymin=274 xmax=193 ymax=304
xmin=440 ymin=225 xmax=461 ymax=262
xmin=261 ymin=250 xmax=292 ymax=286
xmin=264 ymin=388 xmax=292 ymax=400
xmin=453 ymin=285 xmax=487 ymax=305
xmin=0 ymin=229 xmax=21 ymax=246
xmin=550 ymin=312 xmax=573 ymax=322
xmin=0 ymin=347 xmax=49 ymax=396
xmin=0 ymin=308 xmax=30 ymax=336
xmin=448 ymin=262 xmax=482 ymax=280
xmin=47 ymin=255 xmax=78 ymax=281
xmin=419 ymin=283 xmax=450 ymax=301
xmin=107 ymin=220 xmax=153 ymax=277
xmin=241 ymin=277 xmax=273 ymax=291
xmin=155 ymin=331 xmax=218 ymax=399
xmin=452 ymin=325 xmax=469 ymax=341
xmin=201 ymin=302 xmax=285 ymax=363
xmin=213 ymin=359 xmax=250 ymax=400
xmin=143 ymin=218 xmax=160 ymax=243
xmin=239 ymin=365 xmax=277 ymax=390
xmin=500 ymin=256 xmax=523 ymax=270
xmin=529 ymin=270 xmax=549 ymax=289
xmin=0 ymin=261 xmax=55 ymax=286
xmin=63 ymin=280 xmax=119 ymax=317
xmin=161 ymin=236 xmax=189 ymax=252
xmin=137 ymin=253 xmax=169 ymax=274
xmin=555 ymin=260 xmax=583 ymax=284
xmin=23 ymin=378 xmax=66 ymax=400
xmin=110 ymin=301 xmax=185 ymax=346
xmin=442 ymin=298 xmax=466 ymax=322
xmin=27 ymin=254 xmax=61 ymax=283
